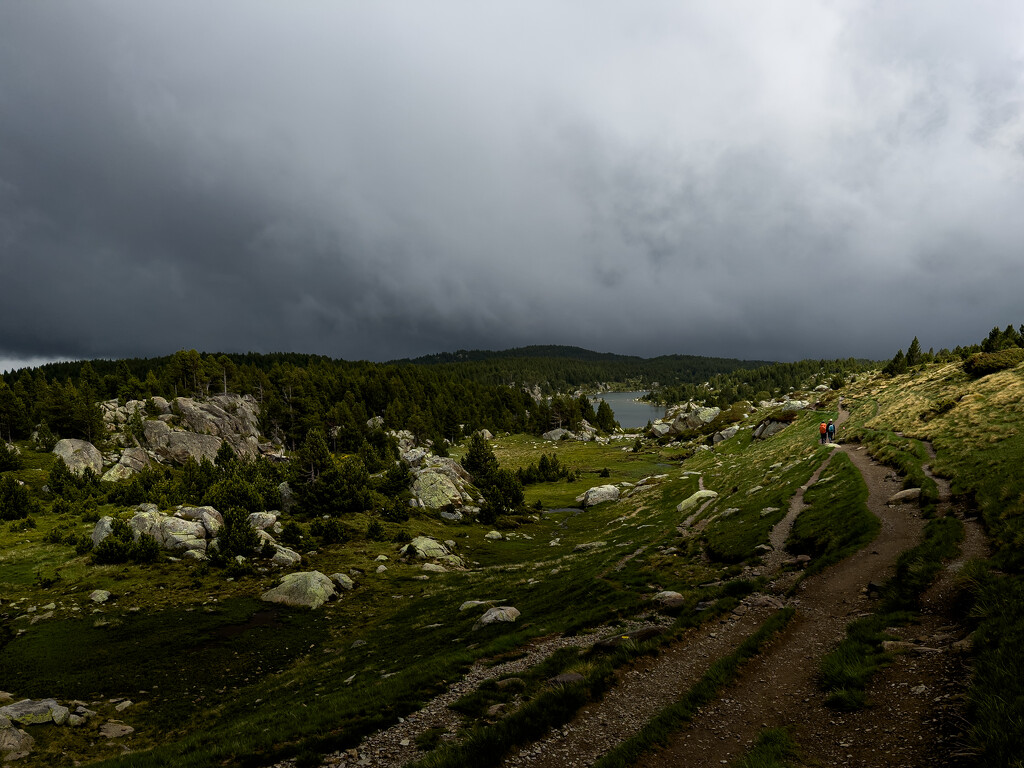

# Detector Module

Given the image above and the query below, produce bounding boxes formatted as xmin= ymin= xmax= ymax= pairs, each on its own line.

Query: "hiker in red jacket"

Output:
xmin=819 ymin=421 xmax=828 ymax=444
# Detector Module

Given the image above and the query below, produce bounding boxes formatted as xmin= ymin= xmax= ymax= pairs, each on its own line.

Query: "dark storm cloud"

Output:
xmin=2 ymin=1 xmax=1024 ymax=373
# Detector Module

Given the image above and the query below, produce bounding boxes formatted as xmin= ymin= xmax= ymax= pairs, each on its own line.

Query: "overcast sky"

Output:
xmin=2 ymin=2 xmax=1023 ymax=373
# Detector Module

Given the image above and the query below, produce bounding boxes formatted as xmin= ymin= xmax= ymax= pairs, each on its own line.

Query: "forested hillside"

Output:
xmin=0 ymin=347 xmax=827 ymax=452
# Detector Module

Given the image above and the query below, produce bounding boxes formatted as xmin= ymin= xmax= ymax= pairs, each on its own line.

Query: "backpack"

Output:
xmin=819 ymin=422 xmax=827 ymax=434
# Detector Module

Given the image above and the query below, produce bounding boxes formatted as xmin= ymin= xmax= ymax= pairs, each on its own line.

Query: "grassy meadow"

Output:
xmin=4 ymin=355 xmax=1024 ymax=766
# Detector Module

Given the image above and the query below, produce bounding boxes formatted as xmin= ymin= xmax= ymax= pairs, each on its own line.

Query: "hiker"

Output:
xmin=819 ymin=421 xmax=828 ymax=444
xmin=827 ymin=419 xmax=836 ymax=443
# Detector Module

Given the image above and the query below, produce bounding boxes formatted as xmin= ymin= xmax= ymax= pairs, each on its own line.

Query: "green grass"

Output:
xmin=732 ymin=727 xmax=805 ymax=768
xmin=818 ymin=612 xmax=914 ymax=710
xmin=786 ymin=450 xmax=879 ymax=582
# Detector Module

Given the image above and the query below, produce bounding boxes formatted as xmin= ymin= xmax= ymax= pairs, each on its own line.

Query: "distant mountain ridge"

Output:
xmin=398 ymin=344 xmax=773 ymax=368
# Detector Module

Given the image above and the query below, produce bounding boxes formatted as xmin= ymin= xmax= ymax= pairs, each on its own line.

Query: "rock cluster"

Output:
xmin=90 ymin=394 xmax=283 ymax=478
xmin=0 ymin=697 xmax=124 ymax=761
xmin=91 ymin=505 xmax=300 ymax=565
xmin=399 ymin=536 xmax=465 ymax=568
xmin=648 ymin=403 xmax=721 ymax=438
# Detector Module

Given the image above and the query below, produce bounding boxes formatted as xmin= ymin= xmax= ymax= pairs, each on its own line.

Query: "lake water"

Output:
xmin=592 ymin=391 xmax=666 ymax=429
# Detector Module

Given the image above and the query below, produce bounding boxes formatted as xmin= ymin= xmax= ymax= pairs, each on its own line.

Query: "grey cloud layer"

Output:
xmin=2 ymin=2 xmax=1023 ymax=366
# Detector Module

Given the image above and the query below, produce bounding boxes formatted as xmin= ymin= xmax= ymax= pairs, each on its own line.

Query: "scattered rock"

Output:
xmin=887 ymin=488 xmax=923 ymax=505
xmin=474 ymin=606 xmax=520 ymax=630
xmin=89 ymin=590 xmax=111 ymax=604
xmin=330 ymin=573 xmax=355 ymax=591
xmin=99 ymin=721 xmax=134 ymax=739
xmin=261 ymin=571 xmax=336 ymax=609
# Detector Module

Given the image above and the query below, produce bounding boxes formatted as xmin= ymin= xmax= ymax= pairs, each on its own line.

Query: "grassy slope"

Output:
xmin=840 ymin=362 xmax=1024 ymax=765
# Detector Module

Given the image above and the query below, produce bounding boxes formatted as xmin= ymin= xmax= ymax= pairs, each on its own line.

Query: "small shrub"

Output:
xmin=279 ymin=520 xmax=306 ymax=548
xmin=9 ymin=516 xmax=36 ymax=532
xmin=366 ymin=519 xmax=386 ymax=541
xmin=310 ymin=518 xmax=347 ymax=545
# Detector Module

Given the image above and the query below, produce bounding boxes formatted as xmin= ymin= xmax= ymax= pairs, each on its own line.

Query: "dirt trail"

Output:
xmin=279 ymin=407 xmax=985 ymax=768
xmin=633 ymin=421 xmax=985 ymax=768
xmin=632 ymin=442 xmax=926 ymax=768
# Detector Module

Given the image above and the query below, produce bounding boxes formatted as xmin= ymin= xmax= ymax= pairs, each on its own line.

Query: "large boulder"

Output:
xmin=648 ymin=423 xmax=672 ymax=439
xmin=474 ymin=605 xmax=520 ymax=630
xmin=261 ymin=571 xmax=336 ymax=609
xmin=576 ymin=485 xmax=620 ymax=507
xmin=158 ymin=517 xmax=208 ymax=553
xmin=401 ymin=536 xmax=452 ymax=560
xmin=52 ymin=439 xmax=103 ymax=476
xmin=712 ymin=426 xmax=740 ymax=444
xmin=673 ymin=406 xmax=721 ymax=432
xmin=412 ymin=470 xmax=464 ymax=509
xmin=542 ymin=428 xmax=573 ymax=441
xmin=676 ymin=490 xmax=719 ymax=514
xmin=0 ymin=699 xmax=69 ymax=726
xmin=92 ymin=516 xmax=115 ymax=547
xmin=753 ymin=419 xmax=792 ymax=440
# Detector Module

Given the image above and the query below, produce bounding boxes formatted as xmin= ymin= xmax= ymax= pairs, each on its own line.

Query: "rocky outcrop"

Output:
xmin=142 ymin=419 xmax=222 ymax=465
xmin=410 ymin=456 xmax=475 ymax=510
xmin=52 ymin=439 xmax=103 ymax=476
xmin=100 ymin=394 xmax=271 ymax=466
xmin=261 ymin=571 xmax=336 ymax=609
xmin=649 ymin=403 xmax=721 ymax=438
xmin=100 ymin=447 xmax=149 ymax=482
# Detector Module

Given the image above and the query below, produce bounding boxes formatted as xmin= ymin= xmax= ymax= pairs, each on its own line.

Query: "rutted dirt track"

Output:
xmin=282 ymin=420 xmax=986 ymax=768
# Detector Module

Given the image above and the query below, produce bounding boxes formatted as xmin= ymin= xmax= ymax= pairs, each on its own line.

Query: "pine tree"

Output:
xmin=906 ymin=337 xmax=922 ymax=367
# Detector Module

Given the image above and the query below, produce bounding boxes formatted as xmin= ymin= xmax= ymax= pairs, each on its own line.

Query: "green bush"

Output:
xmin=216 ymin=506 xmax=260 ymax=558
xmin=963 ymin=348 xmax=1024 ymax=378
xmin=0 ymin=443 xmax=23 ymax=471
xmin=310 ymin=517 xmax=348 ymax=545
xmin=91 ymin=519 xmax=162 ymax=565
xmin=0 ymin=475 xmax=41 ymax=520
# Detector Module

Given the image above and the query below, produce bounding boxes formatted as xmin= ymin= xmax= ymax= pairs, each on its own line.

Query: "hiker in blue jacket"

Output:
xmin=827 ymin=419 xmax=836 ymax=443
